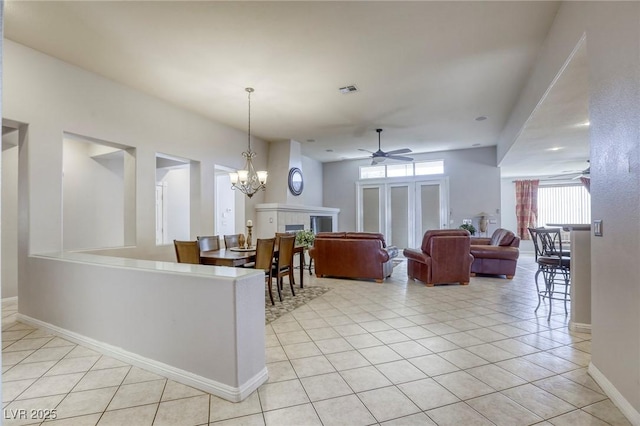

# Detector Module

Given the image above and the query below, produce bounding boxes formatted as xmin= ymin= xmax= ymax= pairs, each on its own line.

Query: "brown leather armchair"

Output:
xmin=403 ymin=229 xmax=473 ymax=286
xmin=309 ymin=232 xmax=396 ymax=283
xmin=470 ymin=228 xmax=520 ymax=279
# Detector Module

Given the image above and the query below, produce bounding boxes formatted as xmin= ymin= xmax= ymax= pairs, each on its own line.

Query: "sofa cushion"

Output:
xmin=470 ymin=245 xmax=519 ymax=261
xmin=490 ymin=228 xmax=516 ymax=246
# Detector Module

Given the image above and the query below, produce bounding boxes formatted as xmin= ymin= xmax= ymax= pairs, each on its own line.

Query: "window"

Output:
xmin=360 ymin=160 xmax=444 ymax=179
xmin=360 ymin=165 xmax=386 ymax=179
xmin=386 ymin=164 xmax=413 ymax=177
xmin=537 ymin=184 xmax=591 ymax=226
xmin=415 ymin=160 xmax=444 ymax=176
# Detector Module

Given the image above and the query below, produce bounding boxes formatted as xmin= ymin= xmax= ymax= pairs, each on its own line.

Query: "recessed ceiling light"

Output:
xmin=472 ymin=143 xmax=481 ymax=147
xmin=326 ymin=149 xmax=334 ymax=152
xmin=475 ymin=116 xmax=487 ymax=121
xmin=547 ymin=147 xmax=563 ymax=151
xmin=306 ymin=139 xmax=315 ymax=143
xmin=338 ymin=85 xmax=358 ymax=94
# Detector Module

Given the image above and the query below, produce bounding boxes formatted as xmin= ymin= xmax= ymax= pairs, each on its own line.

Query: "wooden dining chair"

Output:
xmin=174 ymin=240 xmax=201 ymax=264
xmin=197 ymin=235 xmax=220 ymax=251
xmin=224 ymin=234 xmax=242 ymax=249
xmin=255 ymin=238 xmax=276 ymax=305
xmin=272 ymin=234 xmax=296 ymax=301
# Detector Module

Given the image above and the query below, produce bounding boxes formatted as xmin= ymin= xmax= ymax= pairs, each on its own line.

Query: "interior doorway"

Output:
xmin=2 ymin=124 xmax=20 ymax=299
xmin=155 ymin=153 xmax=191 ymax=245
xmin=214 ymin=165 xmax=245 ymax=239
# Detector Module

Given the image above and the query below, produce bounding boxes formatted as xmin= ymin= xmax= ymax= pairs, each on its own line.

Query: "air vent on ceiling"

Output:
xmin=339 ymin=85 xmax=358 ymax=94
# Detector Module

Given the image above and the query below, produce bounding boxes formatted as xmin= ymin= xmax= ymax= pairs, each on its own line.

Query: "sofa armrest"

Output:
xmin=470 ymin=237 xmax=491 ymax=245
xmin=403 ymin=248 xmax=429 ymax=264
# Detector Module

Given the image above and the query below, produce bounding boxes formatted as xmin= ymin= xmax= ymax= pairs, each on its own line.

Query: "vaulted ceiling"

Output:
xmin=4 ymin=1 xmax=588 ymax=176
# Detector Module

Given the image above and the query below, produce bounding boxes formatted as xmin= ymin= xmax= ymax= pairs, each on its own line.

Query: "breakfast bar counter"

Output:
xmin=548 ymin=223 xmax=591 ymax=332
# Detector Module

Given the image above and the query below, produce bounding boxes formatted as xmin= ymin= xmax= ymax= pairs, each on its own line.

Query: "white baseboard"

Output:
xmin=2 ymin=296 xmax=18 ymax=303
xmin=569 ymin=321 xmax=591 ymax=334
xmin=588 ymin=362 xmax=640 ymax=425
xmin=17 ymin=314 xmax=268 ymax=402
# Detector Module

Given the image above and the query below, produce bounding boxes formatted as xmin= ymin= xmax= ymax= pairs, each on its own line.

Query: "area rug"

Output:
xmin=392 ymin=258 xmax=404 ymax=267
xmin=265 ymin=286 xmax=331 ymax=324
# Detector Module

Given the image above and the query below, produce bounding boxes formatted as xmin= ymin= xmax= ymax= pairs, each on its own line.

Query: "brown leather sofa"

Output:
xmin=470 ymin=228 xmax=520 ymax=279
xmin=403 ymin=229 xmax=473 ymax=286
xmin=309 ymin=232 xmax=398 ymax=283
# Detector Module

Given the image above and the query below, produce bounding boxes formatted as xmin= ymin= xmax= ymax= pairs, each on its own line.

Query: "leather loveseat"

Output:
xmin=470 ymin=228 xmax=520 ymax=279
xmin=403 ymin=229 xmax=473 ymax=286
xmin=309 ymin=232 xmax=398 ymax=282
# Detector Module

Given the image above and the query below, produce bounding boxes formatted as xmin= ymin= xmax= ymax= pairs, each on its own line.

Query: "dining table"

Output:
xmin=200 ymin=245 xmax=306 ymax=288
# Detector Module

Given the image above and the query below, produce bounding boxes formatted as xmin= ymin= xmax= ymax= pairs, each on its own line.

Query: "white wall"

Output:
xmin=3 ymin=39 xmax=269 ymax=260
xmin=585 ymin=1 xmax=640 ymax=419
xmin=264 ymin=140 xmax=324 ymax=208
xmin=301 ymin=155 xmax=323 ymax=207
xmin=62 ymin=137 xmax=126 ymax=250
xmin=23 ymin=253 xmax=266 ymax=401
xmin=500 ymin=2 xmax=640 ymax=421
xmin=2 ymin=38 xmax=273 ymax=403
xmin=324 ymin=146 xmax=501 ymax=234
xmin=2 ymin=134 xmax=18 ymax=299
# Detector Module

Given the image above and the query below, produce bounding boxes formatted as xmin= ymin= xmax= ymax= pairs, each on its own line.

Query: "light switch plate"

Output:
xmin=594 ymin=219 xmax=603 ymax=237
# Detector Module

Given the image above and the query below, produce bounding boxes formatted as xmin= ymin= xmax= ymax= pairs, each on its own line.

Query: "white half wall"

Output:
xmin=21 ymin=253 xmax=267 ymax=402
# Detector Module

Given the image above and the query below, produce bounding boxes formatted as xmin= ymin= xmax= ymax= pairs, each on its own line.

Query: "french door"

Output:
xmin=357 ymin=179 xmax=449 ymax=248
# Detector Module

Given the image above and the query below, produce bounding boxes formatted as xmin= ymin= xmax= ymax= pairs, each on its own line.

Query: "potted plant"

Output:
xmin=459 ymin=223 xmax=477 ymax=235
xmin=295 ymin=229 xmax=315 ymax=248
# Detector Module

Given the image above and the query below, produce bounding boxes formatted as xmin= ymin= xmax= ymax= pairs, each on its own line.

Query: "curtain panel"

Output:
xmin=580 ymin=176 xmax=591 ymax=193
xmin=515 ymin=180 xmax=540 ymax=240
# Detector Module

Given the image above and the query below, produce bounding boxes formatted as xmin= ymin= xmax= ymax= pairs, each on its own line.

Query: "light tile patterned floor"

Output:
xmin=1 ymin=255 xmax=632 ymax=425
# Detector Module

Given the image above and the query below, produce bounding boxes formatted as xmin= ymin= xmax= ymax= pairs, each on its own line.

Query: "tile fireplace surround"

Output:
xmin=254 ymin=204 xmax=339 ymax=239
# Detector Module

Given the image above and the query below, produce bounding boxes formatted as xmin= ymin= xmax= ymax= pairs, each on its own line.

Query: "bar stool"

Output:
xmin=529 ymin=228 xmax=571 ymax=321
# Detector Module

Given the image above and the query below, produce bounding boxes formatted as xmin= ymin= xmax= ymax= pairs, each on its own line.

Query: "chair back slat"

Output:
xmin=174 ymin=240 xmax=201 ymax=264
xmin=276 ymin=235 xmax=296 ymax=270
xmin=224 ymin=234 xmax=242 ymax=249
xmin=255 ymin=238 xmax=276 ymax=271
xmin=197 ymin=235 xmax=220 ymax=252
xmin=530 ymin=228 xmax=568 ymax=269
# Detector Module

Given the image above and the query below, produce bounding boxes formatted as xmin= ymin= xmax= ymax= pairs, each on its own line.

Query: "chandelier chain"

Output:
xmin=247 ymin=88 xmax=252 ymax=152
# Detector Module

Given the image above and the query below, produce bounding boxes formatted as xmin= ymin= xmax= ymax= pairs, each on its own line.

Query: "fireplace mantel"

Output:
xmin=254 ymin=204 xmax=339 ymax=238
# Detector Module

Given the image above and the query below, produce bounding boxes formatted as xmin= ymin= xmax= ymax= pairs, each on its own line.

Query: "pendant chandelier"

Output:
xmin=229 ymin=87 xmax=268 ymax=198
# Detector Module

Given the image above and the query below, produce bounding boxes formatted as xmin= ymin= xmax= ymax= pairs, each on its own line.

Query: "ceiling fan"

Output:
xmin=547 ymin=161 xmax=590 ymax=180
xmin=358 ymin=129 xmax=413 ymax=165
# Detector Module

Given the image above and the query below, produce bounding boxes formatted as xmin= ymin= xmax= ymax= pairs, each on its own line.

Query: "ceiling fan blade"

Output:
xmin=547 ymin=172 xmax=579 ymax=179
xmin=387 ymin=155 xmax=414 ymax=162
xmin=385 ymin=148 xmax=412 ymax=155
xmin=358 ymin=148 xmax=374 ymax=153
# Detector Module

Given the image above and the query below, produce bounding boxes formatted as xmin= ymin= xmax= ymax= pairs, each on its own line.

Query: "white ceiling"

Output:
xmin=4 ymin=1 xmax=587 ymax=174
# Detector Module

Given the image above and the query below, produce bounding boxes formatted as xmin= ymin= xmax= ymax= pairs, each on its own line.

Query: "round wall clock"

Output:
xmin=288 ymin=167 xmax=304 ymax=196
